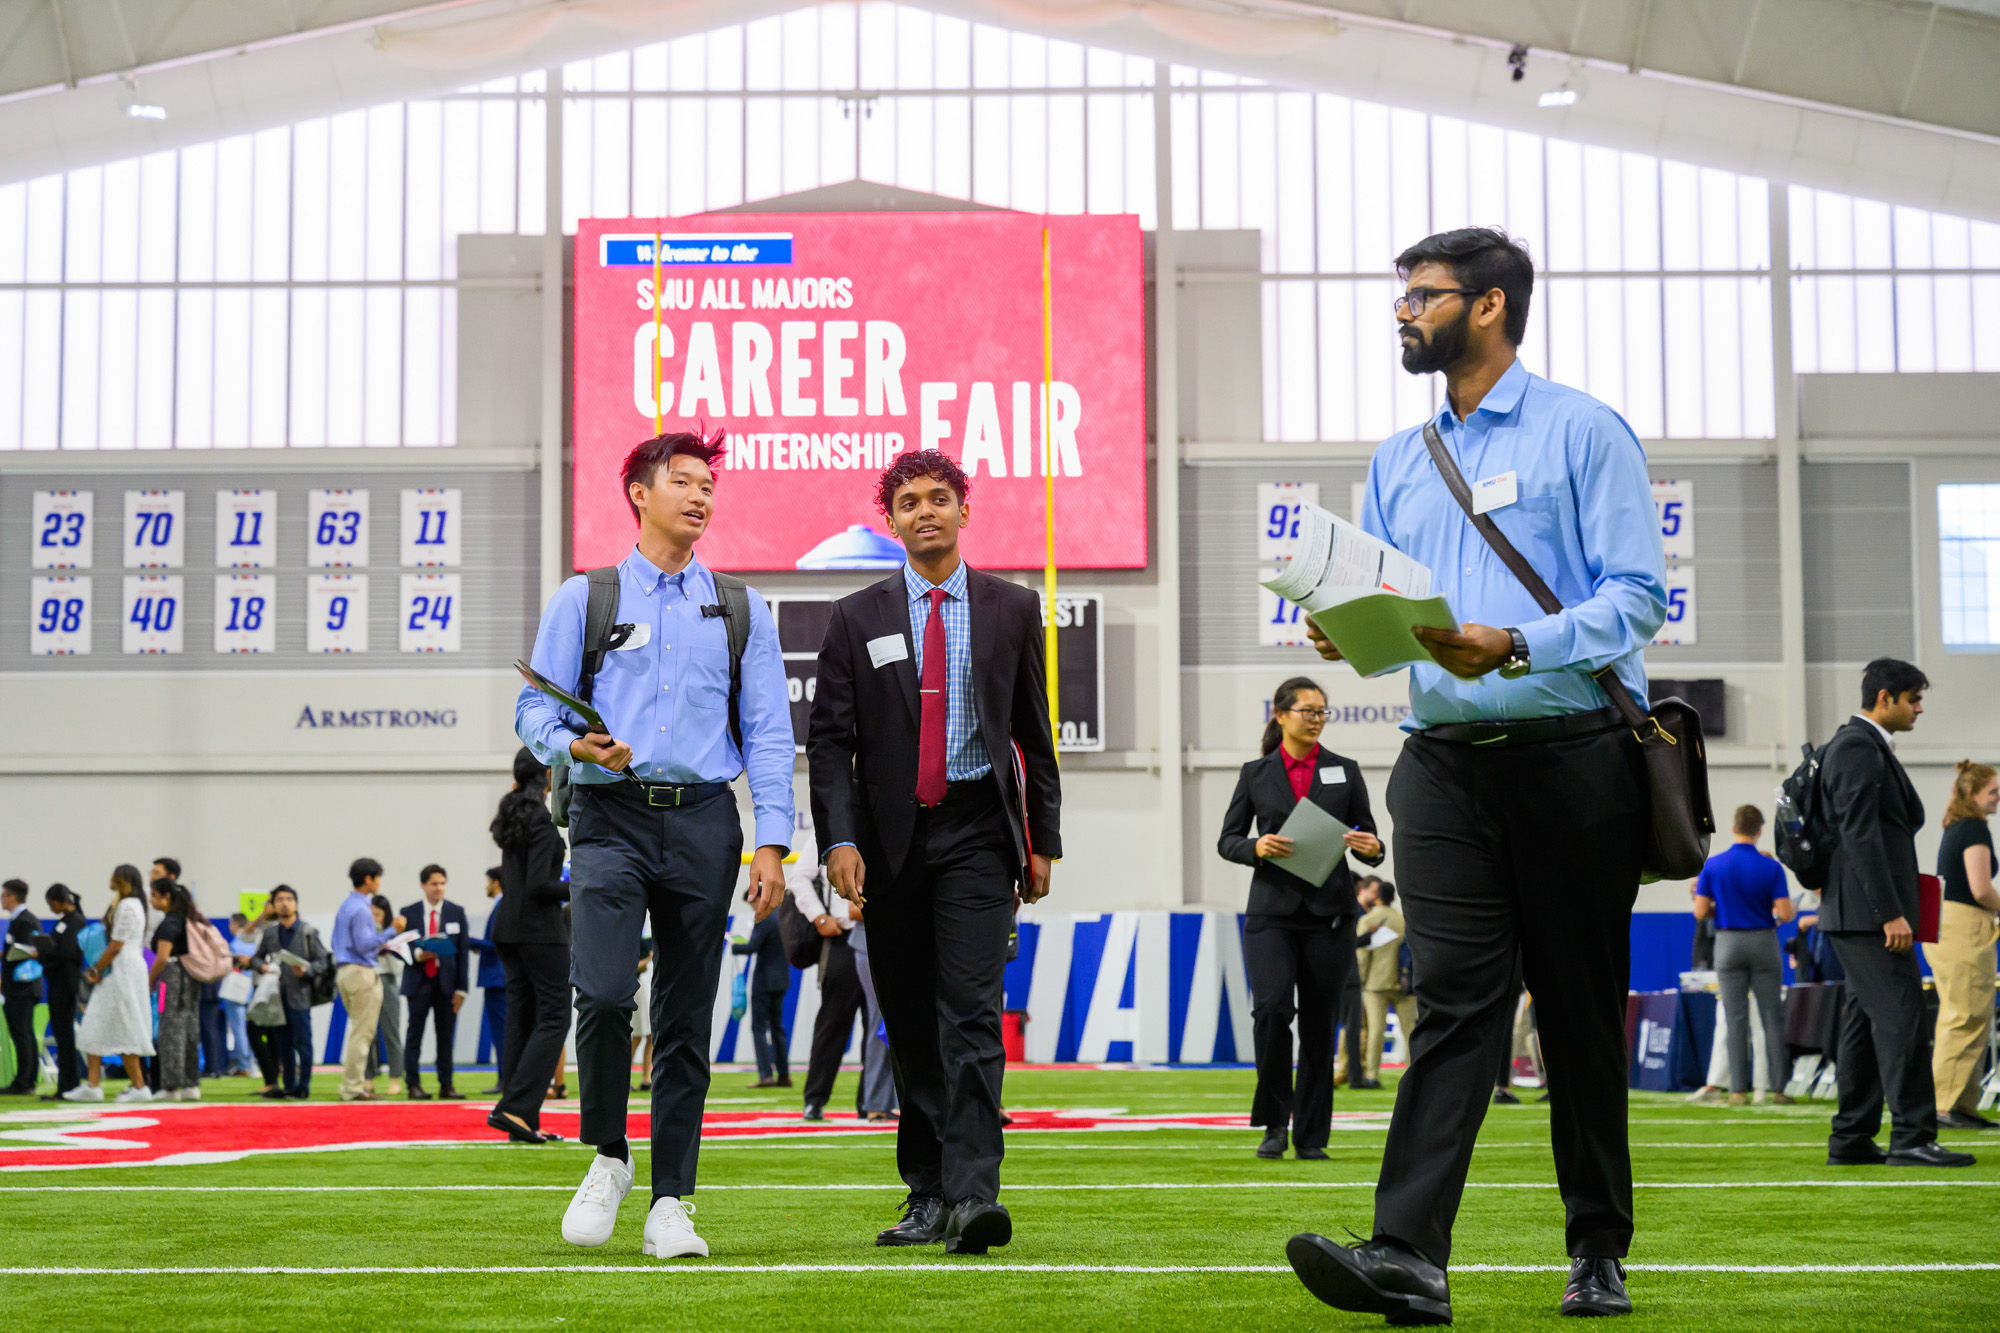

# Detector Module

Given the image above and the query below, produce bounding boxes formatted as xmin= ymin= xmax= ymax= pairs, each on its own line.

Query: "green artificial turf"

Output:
xmin=3 ymin=1067 xmax=1997 ymax=1330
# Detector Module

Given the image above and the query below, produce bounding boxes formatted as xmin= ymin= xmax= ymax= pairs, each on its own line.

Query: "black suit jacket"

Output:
xmin=493 ymin=809 xmax=571 ymax=948
xmin=1217 ymin=747 xmax=1383 ymax=917
xmin=399 ymin=899 xmax=472 ymax=996
xmin=808 ymin=566 xmax=1062 ymax=883
xmin=1819 ymin=718 xmax=1925 ymax=932
xmin=732 ymin=915 xmax=792 ymax=992
xmin=33 ymin=910 xmax=86 ymax=992
xmin=4 ymin=910 xmax=42 ymax=1000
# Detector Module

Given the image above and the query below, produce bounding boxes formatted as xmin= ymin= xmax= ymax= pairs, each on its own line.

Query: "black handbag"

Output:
xmin=1420 ymin=422 xmax=1714 ymax=882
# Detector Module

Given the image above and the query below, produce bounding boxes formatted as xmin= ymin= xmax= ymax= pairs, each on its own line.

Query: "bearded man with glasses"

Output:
xmin=1285 ymin=228 xmax=1668 ymax=1324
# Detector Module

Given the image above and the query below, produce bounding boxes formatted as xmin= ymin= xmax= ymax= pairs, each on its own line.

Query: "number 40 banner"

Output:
xmin=399 ymin=574 xmax=460 ymax=653
xmin=122 ymin=575 xmax=183 ymax=654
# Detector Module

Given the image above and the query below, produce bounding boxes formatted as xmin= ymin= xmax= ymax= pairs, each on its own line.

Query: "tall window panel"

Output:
xmin=1940 ymin=483 xmax=2000 ymax=648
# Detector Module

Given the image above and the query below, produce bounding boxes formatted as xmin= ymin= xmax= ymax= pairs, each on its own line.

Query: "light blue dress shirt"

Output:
xmin=514 ymin=547 xmax=797 ymax=853
xmin=905 ymin=561 xmax=992 ymax=782
xmin=331 ymin=892 xmax=397 ymax=969
xmin=1360 ymin=359 xmax=1667 ymax=728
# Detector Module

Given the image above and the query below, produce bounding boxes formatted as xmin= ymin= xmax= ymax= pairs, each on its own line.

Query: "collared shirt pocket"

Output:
xmin=1487 ymin=493 xmax=1562 ymax=554
xmin=682 ymin=643 xmax=732 ymax=711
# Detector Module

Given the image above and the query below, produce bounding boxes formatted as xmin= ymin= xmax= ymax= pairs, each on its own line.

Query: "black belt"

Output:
xmin=918 ymin=777 xmax=995 ymax=809
xmin=1418 ymin=707 xmax=1622 ymax=748
xmin=591 ymin=778 xmax=731 ymax=809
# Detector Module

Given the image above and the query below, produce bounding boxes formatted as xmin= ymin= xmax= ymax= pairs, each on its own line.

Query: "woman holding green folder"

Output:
xmin=1219 ymin=677 xmax=1385 ymax=1161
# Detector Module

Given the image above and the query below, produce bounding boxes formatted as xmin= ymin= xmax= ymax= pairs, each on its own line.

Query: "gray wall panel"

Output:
xmin=1802 ymin=462 xmax=1915 ymax=662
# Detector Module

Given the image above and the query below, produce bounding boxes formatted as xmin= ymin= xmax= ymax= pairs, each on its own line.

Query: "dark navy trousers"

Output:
xmin=568 ymin=782 xmax=742 ymax=1200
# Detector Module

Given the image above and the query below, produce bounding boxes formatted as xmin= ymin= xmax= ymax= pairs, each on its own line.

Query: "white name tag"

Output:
xmin=867 ymin=634 xmax=910 ymax=669
xmin=1320 ymin=766 xmax=1346 ymax=785
xmin=610 ymin=622 xmax=651 ymax=651
xmin=55 ymin=922 xmax=66 ymax=934
xmin=445 ymin=921 xmax=461 ymax=934
xmin=1471 ymin=470 xmax=1519 ymax=515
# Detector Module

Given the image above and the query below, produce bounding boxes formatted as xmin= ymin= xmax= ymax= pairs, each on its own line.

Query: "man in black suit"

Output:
xmin=2 ymin=880 xmax=42 ymax=1094
xmin=400 ymin=864 xmax=471 ymax=1100
xmin=1820 ymin=658 xmax=1973 ymax=1168
xmin=808 ymin=450 xmax=1061 ymax=1256
xmin=730 ymin=909 xmax=794 ymax=1089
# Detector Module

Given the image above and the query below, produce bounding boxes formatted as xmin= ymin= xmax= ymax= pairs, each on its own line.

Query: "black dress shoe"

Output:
xmin=1286 ymin=1234 xmax=1451 ymax=1325
xmin=1295 ymin=1146 xmax=1329 ymax=1161
xmin=1256 ymin=1128 xmax=1288 ymax=1159
xmin=407 ymin=1085 xmax=433 ymax=1101
xmin=1888 ymin=1141 xmax=1976 ymax=1168
xmin=944 ymin=1200 xmax=1012 ymax=1255
xmin=1352 ymin=1078 xmax=1383 ymax=1090
xmin=802 ymin=1104 xmax=825 ymax=1122
xmin=1493 ymin=1087 xmax=1522 ymax=1105
xmin=437 ymin=1088 xmax=466 ymax=1101
xmin=486 ymin=1110 xmax=547 ymax=1144
xmin=877 ymin=1193 xmax=947 ymax=1246
xmin=480 ymin=1086 xmax=503 ymax=1096
xmin=1562 ymin=1257 xmax=1632 ymax=1317
xmin=1939 ymin=1110 xmax=1996 ymax=1131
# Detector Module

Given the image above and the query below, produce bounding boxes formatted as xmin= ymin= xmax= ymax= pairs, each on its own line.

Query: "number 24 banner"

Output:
xmin=571 ymin=212 xmax=1146 ymax=572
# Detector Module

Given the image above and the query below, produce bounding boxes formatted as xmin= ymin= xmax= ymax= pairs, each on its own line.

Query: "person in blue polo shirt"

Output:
xmin=1694 ymin=805 xmax=1797 ymax=1106
xmin=516 ymin=428 xmax=792 ymax=1261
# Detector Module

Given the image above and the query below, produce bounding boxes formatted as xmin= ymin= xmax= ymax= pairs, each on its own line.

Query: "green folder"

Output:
xmin=1308 ymin=593 xmax=1458 ymax=679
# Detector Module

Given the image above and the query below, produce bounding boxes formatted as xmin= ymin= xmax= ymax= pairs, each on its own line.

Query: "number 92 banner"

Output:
xmin=571 ymin=212 xmax=1147 ymax=572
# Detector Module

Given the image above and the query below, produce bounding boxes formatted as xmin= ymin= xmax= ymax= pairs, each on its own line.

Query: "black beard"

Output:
xmin=1400 ymin=305 xmax=1471 ymax=375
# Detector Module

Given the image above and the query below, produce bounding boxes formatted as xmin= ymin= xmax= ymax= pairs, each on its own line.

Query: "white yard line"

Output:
xmin=4 ymin=1179 xmax=1995 ymax=1193
xmin=9 ymin=1262 xmax=1998 ymax=1277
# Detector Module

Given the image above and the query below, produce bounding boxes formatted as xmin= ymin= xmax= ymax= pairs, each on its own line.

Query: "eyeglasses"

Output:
xmin=1395 ymin=286 xmax=1486 ymax=318
xmin=1283 ymin=707 xmax=1329 ymax=722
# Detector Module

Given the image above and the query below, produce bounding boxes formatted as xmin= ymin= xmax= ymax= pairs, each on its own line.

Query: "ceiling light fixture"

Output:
xmin=126 ymin=103 xmax=167 ymax=120
xmin=1538 ymin=87 xmax=1578 ymax=108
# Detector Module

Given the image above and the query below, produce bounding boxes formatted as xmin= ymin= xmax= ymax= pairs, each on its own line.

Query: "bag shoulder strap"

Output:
xmin=709 ymin=572 xmax=753 ymax=751
xmin=1419 ymin=421 xmax=1649 ymax=730
xmin=577 ymin=566 xmax=622 ymax=705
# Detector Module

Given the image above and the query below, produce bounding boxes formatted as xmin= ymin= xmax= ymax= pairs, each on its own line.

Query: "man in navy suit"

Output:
xmin=400 ymin=864 xmax=471 ymax=1100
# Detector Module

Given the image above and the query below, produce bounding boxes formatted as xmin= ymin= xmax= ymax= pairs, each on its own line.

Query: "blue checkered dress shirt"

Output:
xmin=905 ymin=561 xmax=991 ymax=781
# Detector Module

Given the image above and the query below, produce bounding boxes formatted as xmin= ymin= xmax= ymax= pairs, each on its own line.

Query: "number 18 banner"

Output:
xmin=215 ymin=575 xmax=277 ymax=654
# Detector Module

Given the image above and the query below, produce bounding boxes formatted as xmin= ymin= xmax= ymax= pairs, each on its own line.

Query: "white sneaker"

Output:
xmin=643 ymin=1196 xmax=709 ymax=1258
xmin=176 ymin=1086 xmax=202 ymax=1102
xmin=61 ymin=1084 xmax=105 ymax=1102
xmin=562 ymin=1151 xmax=634 ymax=1247
xmin=114 ymin=1085 xmax=153 ymax=1103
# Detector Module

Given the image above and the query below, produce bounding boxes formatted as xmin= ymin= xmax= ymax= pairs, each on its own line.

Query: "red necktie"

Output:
xmin=916 ymin=587 xmax=948 ymax=807
xmin=425 ymin=908 xmax=439 ymax=978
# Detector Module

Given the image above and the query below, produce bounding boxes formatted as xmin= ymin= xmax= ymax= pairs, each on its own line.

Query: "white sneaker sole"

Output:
xmin=643 ymin=1232 xmax=710 ymax=1258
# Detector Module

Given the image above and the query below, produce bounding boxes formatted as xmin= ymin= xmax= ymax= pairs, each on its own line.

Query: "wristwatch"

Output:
xmin=1497 ymin=627 xmax=1531 ymax=679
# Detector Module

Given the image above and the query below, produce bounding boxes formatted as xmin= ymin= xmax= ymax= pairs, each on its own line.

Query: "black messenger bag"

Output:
xmin=1421 ymin=423 xmax=1714 ymax=882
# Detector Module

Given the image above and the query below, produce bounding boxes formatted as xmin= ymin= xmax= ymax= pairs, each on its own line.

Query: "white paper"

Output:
xmin=867 ymin=634 xmax=910 ymax=668
xmin=612 ymin=622 xmax=652 ymax=651
xmin=1319 ymin=766 xmax=1346 ymax=785
xmin=1261 ymin=503 xmax=1432 ymax=615
xmin=1366 ymin=925 xmax=1401 ymax=949
xmin=385 ymin=930 xmax=420 ymax=965
xmin=275 ymin=949 xmax=311 ymax=969
xmin=1470 ymin=471 xmax=1518 ymax=515
xmin=218 ymin=971 xmax=254 ymax=1005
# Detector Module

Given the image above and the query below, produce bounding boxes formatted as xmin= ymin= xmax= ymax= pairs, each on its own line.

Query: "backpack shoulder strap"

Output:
xmin=577 ymin=566 xmax=622 ymax=705
xmin=709 ymin=572 xmax=754 ymax=751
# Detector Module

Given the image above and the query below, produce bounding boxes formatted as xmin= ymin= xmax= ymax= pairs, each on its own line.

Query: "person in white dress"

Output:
xmin=65 ymin=865 xmax=156 ymax=1103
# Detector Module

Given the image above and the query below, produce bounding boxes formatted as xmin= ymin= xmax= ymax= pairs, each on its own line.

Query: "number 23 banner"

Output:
xmin=571 ymin=212 xmax=1147 ymax=571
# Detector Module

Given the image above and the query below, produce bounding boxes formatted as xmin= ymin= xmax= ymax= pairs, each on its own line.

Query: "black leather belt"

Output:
xmin=918 ymin=777 xmax=995 ymax=809
xmin=1418 ymin=707 xmax=1622 ymax=748
xmin=592 ymin=778 xmax=731 ymax=808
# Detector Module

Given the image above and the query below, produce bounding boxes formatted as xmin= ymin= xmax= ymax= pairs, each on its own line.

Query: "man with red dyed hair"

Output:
xmin=808 ymin=449 xmax=1062 ymax=1255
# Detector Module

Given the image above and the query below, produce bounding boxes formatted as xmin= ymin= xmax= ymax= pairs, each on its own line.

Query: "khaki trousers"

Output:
xmin=1923 ymin=901 xmax=1998 ymax=1115
xmin=1362 ymin=988 xmax=1418 ymax=1082
xmin=336 ymin=963 xmax=384 ymax=1099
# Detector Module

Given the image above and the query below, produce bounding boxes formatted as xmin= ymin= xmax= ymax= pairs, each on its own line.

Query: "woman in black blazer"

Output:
xmin=34 ymin=885 xmax=87 ymax=1098
xmin=487 ymin=747 xmax=573 ymax=1145
xmin=1219 ymin=676 xmax=1384 ymax=1160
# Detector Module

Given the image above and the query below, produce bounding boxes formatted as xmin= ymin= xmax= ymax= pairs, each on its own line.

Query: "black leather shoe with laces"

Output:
xmin=877 ymin=1194 xmax=947 ymax=1246
xmin=1561 ymin=1257 xmax=1632 ymax=1317
xmin=944 ymin=1200 xmax=1013 ymax=1254
xmin=1887 ymin=1141 xmax=1976 ymax=1167
xmin=1256 ymin=1128 xmax=1287 ymax=1159
xmin=1286 ymin=1234 xmax=1452 ymax=1325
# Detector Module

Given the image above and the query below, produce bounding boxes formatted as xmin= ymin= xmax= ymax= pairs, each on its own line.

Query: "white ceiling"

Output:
xmin=4 ymin=0 xmax=2000 ymax=221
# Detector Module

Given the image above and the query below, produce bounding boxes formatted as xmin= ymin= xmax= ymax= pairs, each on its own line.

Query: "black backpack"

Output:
xmin=1773 ymin=741 xmax=1837 ymax=889
xmin=550 ymin=566 xmax=753 ymax=828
